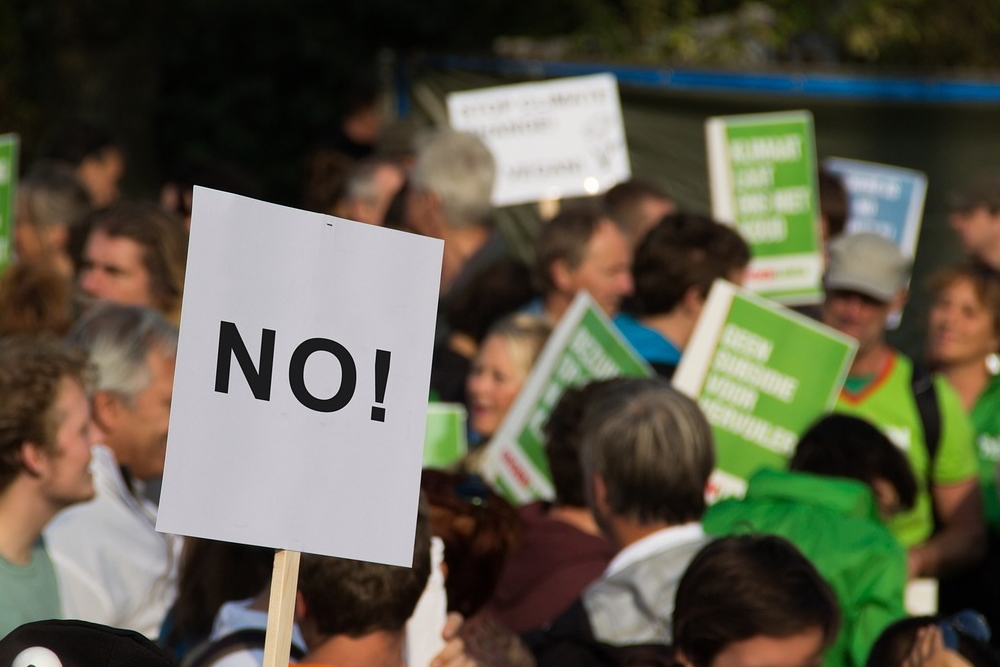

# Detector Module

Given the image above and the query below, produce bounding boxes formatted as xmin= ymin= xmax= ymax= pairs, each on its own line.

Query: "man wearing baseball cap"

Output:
xmin=949 ymin=173 xmax=1000 ymax=270
xmin=822 ymin=233 xmax=984 ymax=580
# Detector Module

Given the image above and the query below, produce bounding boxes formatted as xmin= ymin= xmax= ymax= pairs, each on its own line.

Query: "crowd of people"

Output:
xmin=2 ymin=90 xmax=1000 ymax=667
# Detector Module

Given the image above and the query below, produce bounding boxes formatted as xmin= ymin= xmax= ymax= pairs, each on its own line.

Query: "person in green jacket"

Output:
xmin=704 ymin=414 xmax=918 ymax=667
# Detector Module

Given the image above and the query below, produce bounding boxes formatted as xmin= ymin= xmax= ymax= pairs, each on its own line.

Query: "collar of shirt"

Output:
xmin=604 ymin=522 xmax=705 ymax=578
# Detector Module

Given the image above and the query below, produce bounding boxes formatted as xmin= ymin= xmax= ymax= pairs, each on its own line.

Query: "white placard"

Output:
xmin=156 ymin=187 xmax=443 ymax=567
xmin=447 ymin=73 xmax=631 ymax=207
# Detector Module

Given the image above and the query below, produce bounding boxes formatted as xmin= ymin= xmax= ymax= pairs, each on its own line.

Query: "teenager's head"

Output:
xmin=673 ymin=535 xmax=840 ymax=667
xmin=791 ymin=413 xmax=917 ymax=519
xmin=297 ymin=503 xmax=432 ymax=639
xmin=629 ymin=212 xmax=749 ymax=319
xmin=0 ymin=336 xmax=95 ymax=504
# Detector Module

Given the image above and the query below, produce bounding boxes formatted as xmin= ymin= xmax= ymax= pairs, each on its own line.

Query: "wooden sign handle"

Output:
xmin=263 ymin=549 xmax=302 ymax=667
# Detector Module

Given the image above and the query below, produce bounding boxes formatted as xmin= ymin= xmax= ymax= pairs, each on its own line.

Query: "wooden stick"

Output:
xmin=263 ymin=549 xmax=302 ymax=667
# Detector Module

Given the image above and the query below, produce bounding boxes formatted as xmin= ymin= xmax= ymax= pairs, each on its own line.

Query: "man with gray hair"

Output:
xmin=336 ymin=155 xmax=405 ymax=226
xmin=529 ymin=378 xmax=715 ymax=665
xmin=45 ymin=303 xmax=179 ymax=639
xmin=407 ymin=129 xmax=505 ymax=297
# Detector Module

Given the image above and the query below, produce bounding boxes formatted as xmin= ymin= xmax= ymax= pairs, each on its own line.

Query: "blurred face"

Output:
xmin=928 ymin=278 xmax=998 ymax=369
xmin=821 ymin=289 xmax=893 ymax=356
xmin=78 ymin=147 xmax=124 ymax=209
xmin=101 ymin=348 xmax=174 ymax=481
xmin=79 ymin=229 xmax=155 ymax=308
xmin=561 ymin=220 xmax=634 ymax=316
xmin=38 ymin=377 xmax=98 ymax=509
xmin=466 ymin=335 xmax=526 ymax=439
xmin=633 ymin=196 xmax=675 ymax=243
xmin=949 ymin=206 xmax=1000 ymax=258
xmin=701 ymin=627 xmax=825 ymax=667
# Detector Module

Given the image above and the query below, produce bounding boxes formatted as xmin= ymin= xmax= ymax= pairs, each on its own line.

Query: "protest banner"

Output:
xmin=706 ymin=111 xmax=823 ymax=305
xmin=423 ymin=403 xmax=468 ymax=469
xmin=158 ymin=186 xmax=441 ymax=563
xmin=157 ymin=187 xmax=443 ymax=665
xmin=823 ymin=157 xmax=927 ymax=327
xmin=479 ymin=292 xmax=651 ymax=504
xmin=448 ymin=73 xmax=630 ymax=207
xmin=823 ymin=157 xmax=927 ymax=259
xmin=674 ymin=280 xmax=856 ymax=500
xmin=0 ymin=134 xmax=19 ymax=271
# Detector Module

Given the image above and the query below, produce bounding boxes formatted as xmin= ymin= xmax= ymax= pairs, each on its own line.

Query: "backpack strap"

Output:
xmin=182 ymin=628 xmax=306 ymax=667
xmin=910 ymin=361 xmax=941 ymax=478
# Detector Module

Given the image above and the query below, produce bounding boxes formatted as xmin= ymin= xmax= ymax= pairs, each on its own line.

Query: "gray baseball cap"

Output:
xmin=824 ymin=232 xmax=910 ymax=303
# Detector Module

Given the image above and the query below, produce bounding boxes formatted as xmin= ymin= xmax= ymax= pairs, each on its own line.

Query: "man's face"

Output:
xmin=561 ymin=220 xmax=634 ymax=316
xmin=101 ymin=348 xmax=175 ymax=481
xmin=79 ymin=229 xmax=155 ymax=308
xmin=821 ymin=289 xmax=893 ymax=355
xmin=949 ymin=205 xmax=1000 ymax=259
xmin=78 ymin=147 xmax=124 ymax=209
xmin=38 ymin=377 xmax=99 ymax=509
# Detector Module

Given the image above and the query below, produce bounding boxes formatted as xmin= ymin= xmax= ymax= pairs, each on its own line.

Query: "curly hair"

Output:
xmin=0 ymin=336 xmax=92 ymax=493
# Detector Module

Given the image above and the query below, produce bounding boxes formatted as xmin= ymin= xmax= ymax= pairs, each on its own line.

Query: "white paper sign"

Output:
xmin=447 ymin=73 xmax=631 ymax=207
xmin=156 ymin=187 xmax=443 ymax=568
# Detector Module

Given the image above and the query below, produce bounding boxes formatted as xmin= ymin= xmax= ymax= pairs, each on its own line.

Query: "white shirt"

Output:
xmin=44 ymin=444 xmax=181 ymax=639
xmin=604 ymin=522 xmax=706 ymax=578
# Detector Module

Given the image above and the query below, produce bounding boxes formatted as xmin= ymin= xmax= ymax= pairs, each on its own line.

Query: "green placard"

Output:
xmin=0 ymin=134 xmax=19 ymax=271
xmin=706 ymin=111 xmax=822 ymax=305
xmin=674 ymin=280 xmax=856 ymax=499
xmin=423 ymin=403 xmax=468 ymax=469
xmin=480 ymin=292 xmax=652 ymax=504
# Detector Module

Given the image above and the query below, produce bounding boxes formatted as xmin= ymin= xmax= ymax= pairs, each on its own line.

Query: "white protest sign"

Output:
xmin=157 ymin=187 xmax=442 ymax=568
xmin=448 ymin=73 xmax=631 ymax=207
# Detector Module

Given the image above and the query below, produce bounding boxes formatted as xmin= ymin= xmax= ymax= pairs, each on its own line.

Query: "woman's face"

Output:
xmin=466 ymin=334 xmax=526 ymax=439
xmin=927 ymin=278 xmax=999 ymax=368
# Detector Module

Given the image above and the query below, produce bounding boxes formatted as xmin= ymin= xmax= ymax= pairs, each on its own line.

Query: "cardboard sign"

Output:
xmin=479 ymin=293 xmax=651 ymax=504
xmin=706 ymin=111 xmax=823 ymax=305
xmin=823 ymin=157 xmax=928 ymax=328
xmin=0 ymin=134 xmax=19 ymax=271
xmin=823 ymin=157 xmax=927 ymax=258
xmin=423 ymin=403 xmax=468 ymax=469
xmin=157 ymin=188 xmax=443 ymax=568
xmin=674 ymin=280 xmax=856 ymax=500
xmin=448 ymin=74 xmax=631 ymax=207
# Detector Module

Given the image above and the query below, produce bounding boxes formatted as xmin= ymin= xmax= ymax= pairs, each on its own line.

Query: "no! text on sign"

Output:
xmin=156 ymin=187 xmax=443 ymax=567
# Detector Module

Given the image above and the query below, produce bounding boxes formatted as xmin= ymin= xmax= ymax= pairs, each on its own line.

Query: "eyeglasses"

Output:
xmin=938 ymin=609 xmax=991 ymax=649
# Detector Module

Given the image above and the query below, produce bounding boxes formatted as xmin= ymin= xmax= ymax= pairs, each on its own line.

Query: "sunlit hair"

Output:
xmin=483 ymin=313 xmax=552 ymax=382
xmin=67 ymin=303 xmax=177 ymax=405
xmin=18 ymin=161 xmax=92 ymax=231
xmin=410 ymin=129 xmax=495 ymax=229
xmin=581 ymin=378 xmax=715 ymax=525
xmin=0 ymin=263 xmax=74 ymax=337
